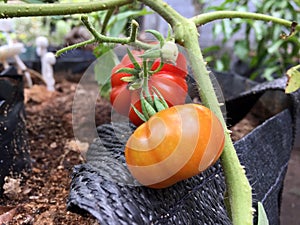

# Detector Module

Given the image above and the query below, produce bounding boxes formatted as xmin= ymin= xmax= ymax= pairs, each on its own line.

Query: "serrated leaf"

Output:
xmin=257 ymin=202 xmax=269 ymax=225
xmin=286 ymin=65 xmax=300 ymax=93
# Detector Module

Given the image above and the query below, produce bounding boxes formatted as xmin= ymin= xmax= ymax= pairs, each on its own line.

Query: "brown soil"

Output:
xmin=0 ymin=74 xmax=299 ymax=224
xmin=0 ymin=76 xmax=111 ymax=225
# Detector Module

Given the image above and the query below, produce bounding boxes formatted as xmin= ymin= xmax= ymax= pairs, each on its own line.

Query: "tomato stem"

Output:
xmin=140 ymin=1 xmax=253 ymax=225
xmin=182 ymin=23 xmax=254 ymax=225
xmin=142 ymin=60 xmax=153 ymax=106
xmin=191 ymin=11 xmax=300 ymax=31
xmin=57 ymin=17 xmax=152 ymax=57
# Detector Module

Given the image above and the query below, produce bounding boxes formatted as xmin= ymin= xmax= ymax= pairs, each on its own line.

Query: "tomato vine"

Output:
xmin=1 ymin=1 xmax=299 ymax=225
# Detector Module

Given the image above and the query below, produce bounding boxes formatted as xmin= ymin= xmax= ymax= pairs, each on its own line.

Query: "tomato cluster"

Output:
xmin=109 ymin=49 xmax=225 ymax=188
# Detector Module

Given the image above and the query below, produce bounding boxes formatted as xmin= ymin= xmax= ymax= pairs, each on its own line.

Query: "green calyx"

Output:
xmin=116 ymin=26 xmax=179 ymax=91
xmin=139 ymin=27 xmax=179 ymax=65
xmin=115 ymin=27 xmax=178 ymax=122
xmin=131 ymin=86 xmax=169 ymax=122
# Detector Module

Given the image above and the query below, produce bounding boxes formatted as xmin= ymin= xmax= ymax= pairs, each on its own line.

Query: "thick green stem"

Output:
xmin=192 ymin=11 xmax=300 ymax=31
xmin=140 ymin=1 xmax=253 ymax=225
xmin=181 ymin=20 xmax=253 ymax=225
xmin=0 ymin=0 xmax=133 ymax=18
xmin=138 ymin=0 xmax=184 ymax=27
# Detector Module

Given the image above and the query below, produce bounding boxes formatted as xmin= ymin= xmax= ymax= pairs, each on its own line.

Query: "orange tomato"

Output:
xmin=125 ymin=103 xmax=225 ymax=189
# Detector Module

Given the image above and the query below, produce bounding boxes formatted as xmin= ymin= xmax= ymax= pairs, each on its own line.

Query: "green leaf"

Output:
xmin=234 ymin=40 xmax=249 ymax=60
xmin=257 ymin=202 xmax=269 ymax=225
xmin=139 ymin=49 xmax=161 ymax=60
xmin=109 ymin=18 xmax=128 ymax=37
xmin=145 ymin=29 xmax=165 ymax=47
xmin=286 ymin=65 xmax=300 ymax=93
xmin=153 ymin=93 xmax=166 ymax=112
xmin=93 ymin=43 xmax=114 ymax=58
xmin=261 ymin=66 xmax=279 ymax=81
xmin=215 ymin=60 xmax=225 ymax=72
xmin=99 ymin=82 xmax=111 ymax=99
xmin=117 ymin=68 xmax=139 ymax=76
xmin=252 ymin=21 xmax=265 ymax=40
xmin=131 ymin=104 xmax=147 ymax=122
xmin=109 ymin=8 xmax=152 ymax=37
xmin=202 ymin=45 xmax=221 ymax=54
xmin=143 ymin=97 xmax=157 ymax=118
xmin=140 ymin=95 xmax=150 ymax=120
xmin=212 ymin=23 xmax=223 ymax=39
xmin=152 ymin=87 xmax=168 ymax=109
xmin=127 ymin=48 xmax=141 ymax=70
xmin=94 ymin=50 xmax=119 ymax=85
xmin=111 ymin=8 xmax=151 ymax=22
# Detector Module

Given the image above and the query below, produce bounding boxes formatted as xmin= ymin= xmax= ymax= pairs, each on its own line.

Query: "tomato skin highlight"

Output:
xmin=125 ymin=104 xmax=225 ymax=189
xmin=110 ymin=50 xmax=188 ymax=126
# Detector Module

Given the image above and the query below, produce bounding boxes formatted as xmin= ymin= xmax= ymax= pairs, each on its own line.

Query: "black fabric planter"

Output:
xmin=20 ymin=47 xmax=96 ymax=74
xmin=0 ymin=67 xmax=31 ymax=195
xmin=67 ymin=75 xmax=299 ymax=225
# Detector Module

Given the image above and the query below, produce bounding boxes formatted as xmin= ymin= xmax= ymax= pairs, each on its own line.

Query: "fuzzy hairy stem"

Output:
xmin=57 ymin=18 xmax=151 ymax=56
xmin=138 ymin=0 xmax=185 ymax=27
xmin=55 ymin=39 xmax=96 ymax=57
xmin=179 ymin=20 xmax=253 ymax=225
xmin=140 ymin=1 xmax=253 ymax=224
xmin=0 ymin=0 xmax=133 ymax=18
xmin=192 ymin=11 xmax=300 ymax=31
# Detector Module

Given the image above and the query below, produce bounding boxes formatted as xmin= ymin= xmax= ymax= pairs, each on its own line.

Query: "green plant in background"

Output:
xmin=0 ymin=16 xmax=72 ymax=46
xmin=200 ymin=0 xmax=300 ymax=81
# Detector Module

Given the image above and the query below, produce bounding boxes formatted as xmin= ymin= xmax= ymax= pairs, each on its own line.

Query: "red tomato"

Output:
xmin=125 ymin=103 xmax=225 ymax=189
xmin=110 ymin=50 xmax=188 ymax=126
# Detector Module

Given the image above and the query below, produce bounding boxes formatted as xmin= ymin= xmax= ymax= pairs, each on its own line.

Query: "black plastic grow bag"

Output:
xmin=67 ymin=75 xmax=299 ymax=225
xmin=0 ymin=67 xmax=31 ymax=195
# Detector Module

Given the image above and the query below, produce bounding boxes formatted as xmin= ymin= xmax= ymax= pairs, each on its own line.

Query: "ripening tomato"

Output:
xmin=125 ymin=103 xmax=225 ymax=189
xmin=110 ymin=50 xmax=188 ymax=126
